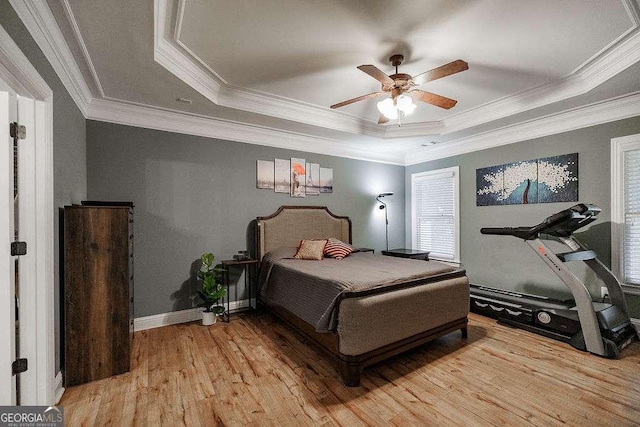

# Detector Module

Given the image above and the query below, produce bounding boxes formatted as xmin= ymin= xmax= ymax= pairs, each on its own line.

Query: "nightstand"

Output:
xmin=381 ymin=248 xmax=430 ymax=260
xmin=221 ymin=258 xmax=260 ymax=322
xmin=355 ymin=247 xmax=374 ymax=253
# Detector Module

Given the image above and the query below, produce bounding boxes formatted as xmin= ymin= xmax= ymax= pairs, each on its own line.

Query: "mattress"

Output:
xmin=259 ymin=248 xmax=467 ymax=332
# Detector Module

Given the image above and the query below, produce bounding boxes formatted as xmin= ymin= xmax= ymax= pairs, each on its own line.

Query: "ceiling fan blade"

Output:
xmin=378 ymin=114 xmax=389 ymax=125
xmin=330 ymin=92 xmax=384 ymax=109
xmin=412 ymin=60 xmax=468 ymax=85
xmin=410 ymin=90 xmax=458 ymax=109
xmin=357 ymin=65 xmax=395 ymax=85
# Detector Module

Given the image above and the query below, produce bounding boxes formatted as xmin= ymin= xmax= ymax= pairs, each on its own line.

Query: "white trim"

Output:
xmin=133 ymin=300 xmax=253 ymax=331
xmin=8 ymin=0 xmax=91 ymax=115
xmin=217 ymin=85 xmax=385 ymax=137
xmin=611 ymin=132 xmax=640 ymax=286
xmin=0 ymin=26 xmax=52 ymax=100
xmin=60 ymin=0 xmax=104 ymax=97
xmin=153 ymin=0 xmax=222 ymax=103
xmin=34 ymin=98 xmax=55 ymax=406
xmin=86 ymin=91 xmax=640 ymax=167
xmin=0 ymin=90 xmax=16 ymax=405
xmin=17 ymin=96 xmax=38 ymax=405
xmin=173 ymin=0 xmax=227 ymax=85
xmin=53 ymin=372 xmax=64 ymax=405
xmin=623 ymin=0 xmax=640 ymax=26
xmin=12 ymin=0 xmax=640 ymax=143
xmin=87 ymin=97 xmax=406 ymax=165
xmin=14 ymin=0 xmax=640 ymax=165
xmin=406 ymin=91 xmax=640 ymax=165
xmin=152 ymin=0 xmax=640 ymax=139
xmin=155 ymin=0 xmax=385 ymax=137
xmin=439 ymin=16 xmax=640 ymax=136
xmin=0 ymin=22 xmax=56 ymax=406
xmin=134 ymin=307 xmax=201 ymax=331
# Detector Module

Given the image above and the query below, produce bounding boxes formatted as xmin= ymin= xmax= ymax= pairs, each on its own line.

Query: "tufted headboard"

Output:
xmin=256 ymin=206 xmax=352 ymax=260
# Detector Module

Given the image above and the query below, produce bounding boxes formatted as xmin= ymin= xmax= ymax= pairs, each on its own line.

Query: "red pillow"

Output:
xmin=324 ymin=238 xmax=353 ymax=260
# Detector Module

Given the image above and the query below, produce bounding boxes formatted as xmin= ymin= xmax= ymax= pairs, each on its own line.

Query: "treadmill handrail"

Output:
xmin=480 ymin=203 xmax=600 ymax=240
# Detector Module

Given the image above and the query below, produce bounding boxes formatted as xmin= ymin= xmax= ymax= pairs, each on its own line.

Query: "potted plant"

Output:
xmin=197 ymin=252 xmax=226 ymax=325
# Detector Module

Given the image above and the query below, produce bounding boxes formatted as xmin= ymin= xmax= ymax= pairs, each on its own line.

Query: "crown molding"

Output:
xmin=60 ymin=0 xmax=104 ymax=97
xmin=154 ymin=0 xmax=386 ymax=137
xmin=87 ymin=97 xmax=405 ymax=165
xmin=0 ymin=24 xmax=52 ymax=100
xmin=441 ymin=32 xmax=640 ymax=135
xmin=217 ymin=85 xmax=386 ymax=137
xmin=8 ymin=0 xmax=92 ymax=116
xmin=173 ymin=0 xmax=227 ymax=84
xmin=153 ymin=0 xmax=221 ymax=103
xmin=12 ymin=0 xmax=640 ymax=165
xmin=155 ymin=0 xmax=640 ymax=139
xmin=384 ymin=120 xmax=445 ymax=138
xmin=405 ymin=92 xmax=640 ymax=165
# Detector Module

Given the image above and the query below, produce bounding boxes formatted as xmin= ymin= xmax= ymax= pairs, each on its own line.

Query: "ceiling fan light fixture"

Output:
xmin=377 ymin=97 xmax=398 ymax=119
xmin=331 ymin=56 xmax=467 ymax=124
xmin=396 ymin=94 xmax=416 ymax=115
xmin=377 ymin=94 xmax=416 ymax=120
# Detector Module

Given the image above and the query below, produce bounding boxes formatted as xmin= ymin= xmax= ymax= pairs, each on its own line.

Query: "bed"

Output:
xmin=256 ymin=206 xmax=469 ymax=386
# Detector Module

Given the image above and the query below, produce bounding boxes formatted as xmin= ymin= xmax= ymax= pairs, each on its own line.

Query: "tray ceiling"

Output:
xmin=33 ymin=0 xmax=640 ymax=164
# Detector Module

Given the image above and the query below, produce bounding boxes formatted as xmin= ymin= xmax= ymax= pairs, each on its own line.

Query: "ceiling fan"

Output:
xmin=330 ymin=54 xmax=468 ymax=124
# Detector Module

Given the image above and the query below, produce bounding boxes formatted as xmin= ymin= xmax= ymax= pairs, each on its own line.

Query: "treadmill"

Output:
xmin=474 ymin=203 xmax=637 ymax=358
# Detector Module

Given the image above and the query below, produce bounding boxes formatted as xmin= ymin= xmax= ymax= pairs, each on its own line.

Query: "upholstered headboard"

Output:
xmin=256 ymin=206 xmax=352 ymax=260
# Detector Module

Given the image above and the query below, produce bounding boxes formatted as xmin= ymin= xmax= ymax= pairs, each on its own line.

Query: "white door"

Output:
xmin=0 ymin=87 xmax=18 ymax=405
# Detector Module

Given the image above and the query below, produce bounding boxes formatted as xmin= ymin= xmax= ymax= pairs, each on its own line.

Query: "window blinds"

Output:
xmin=624 ymin=149 xmax=640 ymax=285
xmin=413 ymin=170 xmax=456 ymax=261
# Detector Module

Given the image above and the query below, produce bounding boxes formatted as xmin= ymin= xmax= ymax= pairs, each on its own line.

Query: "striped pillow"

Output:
xmin=324 ymin=238 xmax=353 ymax=260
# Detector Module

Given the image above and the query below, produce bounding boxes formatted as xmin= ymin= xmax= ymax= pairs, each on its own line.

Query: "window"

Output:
xmin=411 ymin=166 xmax=460 ymax=262
xmin=611 ymin=134 xmax=640 ymax=287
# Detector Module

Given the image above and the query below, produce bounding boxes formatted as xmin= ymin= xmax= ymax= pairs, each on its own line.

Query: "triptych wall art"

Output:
xmin=256 ymin=158 xmax=333 ymax=197
xmin=476 ymin=153 xmax=578 ymax=206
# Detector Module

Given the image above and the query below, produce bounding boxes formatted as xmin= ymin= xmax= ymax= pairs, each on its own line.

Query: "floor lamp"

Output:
xmin=376 ymin=192 xmax=394 ymax=251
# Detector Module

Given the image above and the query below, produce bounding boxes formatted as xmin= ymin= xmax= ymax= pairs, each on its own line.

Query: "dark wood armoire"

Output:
xmin=62 ymin=201 xmax=133 ymax=386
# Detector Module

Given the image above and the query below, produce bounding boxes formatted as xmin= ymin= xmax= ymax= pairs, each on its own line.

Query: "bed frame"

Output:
xmin=256 ymin=206 xmax=468 ymax=386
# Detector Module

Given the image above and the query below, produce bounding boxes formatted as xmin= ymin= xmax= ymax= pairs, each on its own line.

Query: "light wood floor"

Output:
xmin=60 ymin=312 xmax=640 ymax=426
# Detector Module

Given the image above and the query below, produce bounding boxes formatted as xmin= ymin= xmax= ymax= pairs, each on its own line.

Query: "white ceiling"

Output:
xmin=31 ymin=0 xmax=640 ymax=164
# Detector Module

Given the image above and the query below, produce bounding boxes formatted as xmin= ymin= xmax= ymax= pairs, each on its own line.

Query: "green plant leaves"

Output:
xmin=197 ymin=252 xmax=226 ymax=311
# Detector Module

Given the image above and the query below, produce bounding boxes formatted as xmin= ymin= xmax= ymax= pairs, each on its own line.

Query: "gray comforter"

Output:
xmin=259 ymin=248 xmax=465 ymax=332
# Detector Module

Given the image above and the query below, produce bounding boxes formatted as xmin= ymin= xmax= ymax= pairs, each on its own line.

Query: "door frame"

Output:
xmin=0 ymin=25 xmax=55 ymax=404
xmin=0 ymin=87 xmax=17 ymax=404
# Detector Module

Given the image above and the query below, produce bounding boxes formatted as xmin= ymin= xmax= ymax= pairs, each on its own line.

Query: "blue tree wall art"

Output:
xmin=476 ymin=153 xmax=578 ymax=206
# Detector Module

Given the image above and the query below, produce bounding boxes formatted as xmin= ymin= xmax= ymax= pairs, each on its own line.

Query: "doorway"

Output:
xmin=0 ymin=25 xmax=56 ymax=405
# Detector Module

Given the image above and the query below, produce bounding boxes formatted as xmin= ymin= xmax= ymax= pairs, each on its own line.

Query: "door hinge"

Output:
xmin=11 ymin=241 xmax=27 ymax=256
xmin=9 ymin=122 xmax=26 ymax=140
xmin=12 ymin=358 xmax=27 ymax=375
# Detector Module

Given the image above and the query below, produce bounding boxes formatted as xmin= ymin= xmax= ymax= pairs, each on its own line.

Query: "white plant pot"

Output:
xmin=202 ymin=311 xmax=217 ymax=326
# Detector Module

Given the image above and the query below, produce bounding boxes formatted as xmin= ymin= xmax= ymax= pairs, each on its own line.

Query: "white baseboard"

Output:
xmin=632 ymin=318 xmax=640 ymax=338
xmin=133 ymin=299 xmax=254 ymax=331
xmin=54 ymin=371 xmax=64 ymax=404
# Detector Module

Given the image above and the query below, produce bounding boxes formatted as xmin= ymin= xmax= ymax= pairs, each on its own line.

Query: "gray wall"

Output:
xmin=1 ymin=5 xmax=87 ymax=373
xmin=86 ymin=120 xmax=405 ymax=318
xmin=406 ymin=117 xmax=640 ymax=306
